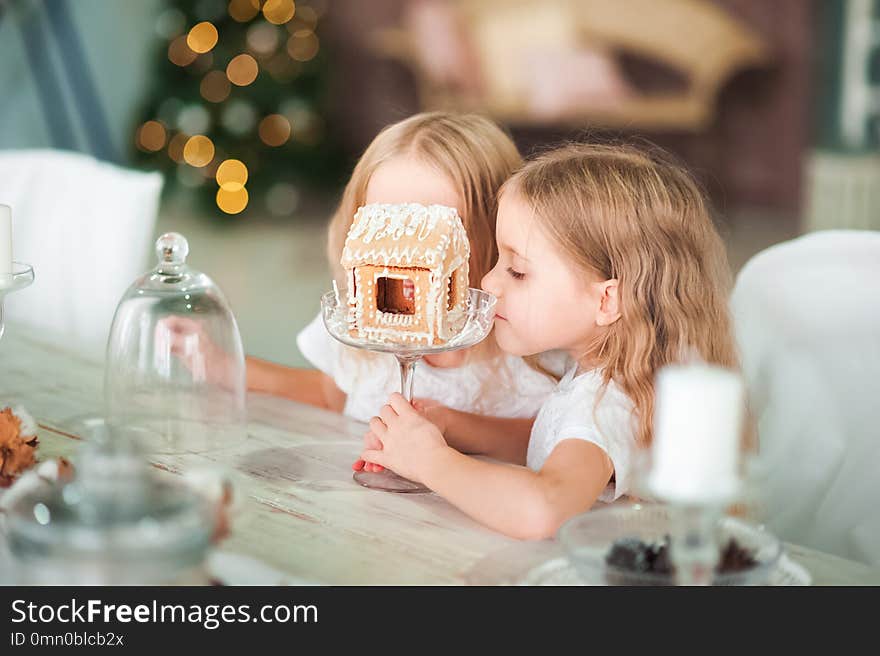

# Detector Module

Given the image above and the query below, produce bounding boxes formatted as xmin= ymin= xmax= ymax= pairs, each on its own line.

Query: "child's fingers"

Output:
xmin=361 ymin=450 xmax=387 ymax=468
xmin=368 ymin=416 xmax=387 ymax=436
xmin=352 ymin=459 xmax=365 ymax=471
xmin=379 ymin=403 xmax=398 ymax=425
xmin=388 ymin=393 xmax=417 ymax=416
xmin=365 ymin=431 xmax=383 ymax=451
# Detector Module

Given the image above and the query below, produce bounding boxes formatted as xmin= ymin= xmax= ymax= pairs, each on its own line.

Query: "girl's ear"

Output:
xmin=596 ymin=279 xmax=621 ymax=326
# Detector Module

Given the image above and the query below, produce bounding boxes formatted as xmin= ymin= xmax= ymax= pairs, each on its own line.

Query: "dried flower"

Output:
xmin=0 ymin=407 xmax=39 ymax=488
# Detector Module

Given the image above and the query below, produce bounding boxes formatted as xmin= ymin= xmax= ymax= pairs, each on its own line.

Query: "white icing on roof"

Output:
xmin=341 ymin=203 xmax=469 ymax=274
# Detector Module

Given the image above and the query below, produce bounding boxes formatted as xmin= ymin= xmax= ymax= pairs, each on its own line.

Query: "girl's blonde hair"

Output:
xmin=327 ymin=111 xmax=521 ymax=294
xmin=507 ymin=143 xmax=740 ymax=449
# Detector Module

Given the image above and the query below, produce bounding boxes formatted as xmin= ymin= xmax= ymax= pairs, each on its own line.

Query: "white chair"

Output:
xmin=731 ymin=230 xmax=880 ymax=566
xmin=0 ymin=149 xmax=163 ymax=353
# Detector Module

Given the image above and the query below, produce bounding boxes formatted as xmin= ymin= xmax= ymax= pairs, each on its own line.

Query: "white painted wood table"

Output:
xmin=3 ymin=327 xmax=879 ymax=586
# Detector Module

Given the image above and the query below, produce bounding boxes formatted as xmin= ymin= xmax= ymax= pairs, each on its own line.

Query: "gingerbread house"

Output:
xmin=341 ymin=203 xmax=470 ymax=346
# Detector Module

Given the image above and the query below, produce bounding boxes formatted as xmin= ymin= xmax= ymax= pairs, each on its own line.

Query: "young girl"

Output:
xmin=359 ymin=143 xmax=740 ymax=539
xmin=247 ymin=112 xmax=560 ymax=461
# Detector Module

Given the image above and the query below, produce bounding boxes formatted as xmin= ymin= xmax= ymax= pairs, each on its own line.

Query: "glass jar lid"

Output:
xmin=4 ymin=431 xmax=214 ymax=583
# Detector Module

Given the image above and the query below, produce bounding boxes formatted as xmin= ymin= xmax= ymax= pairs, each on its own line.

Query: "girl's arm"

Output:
xmin=428 ymin=406 xmax=534 ymax=465
xmin=246 ymin=356 xmax=346 ymax=412
xmin=362 ymin=394 xmax=613 ymax=540
xmin=422 ymin=440 xmax=612 ymax=540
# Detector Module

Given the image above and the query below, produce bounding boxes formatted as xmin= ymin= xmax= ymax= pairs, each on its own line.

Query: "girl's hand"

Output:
xmin=411 ymin=397 xmax=450 ymax=436
xmin=352 ymin=397 xmax=449 ymax=472
xmin=359 ymin=393 xmax=449 ymax=484
xmin=352 ymin=429 xmax=385 ymax=473
xmin=154 ymin=316 xmax=235 ymax=387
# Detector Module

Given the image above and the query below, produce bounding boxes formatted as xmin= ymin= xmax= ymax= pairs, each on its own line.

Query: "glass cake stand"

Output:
xmin=0 ymin=262 xmax=35 ymax=342
xmin=321 ymin=287 xmax=497 ymax=493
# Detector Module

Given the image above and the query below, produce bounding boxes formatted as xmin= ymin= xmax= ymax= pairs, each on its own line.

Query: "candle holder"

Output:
xmin=0 ymin=262 xmax=34 ymax=342
xmin=321 ymin=287 xmax=496 ymax=493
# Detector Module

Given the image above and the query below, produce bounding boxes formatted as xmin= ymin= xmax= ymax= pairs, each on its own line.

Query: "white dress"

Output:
xmin=296 ymin=313 xmax=560 ymax=422
xmin=527 ymin=363 xmax=637 ymax=503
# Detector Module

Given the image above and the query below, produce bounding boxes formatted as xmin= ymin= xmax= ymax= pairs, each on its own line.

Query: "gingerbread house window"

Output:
xmin=377 ymin=276 xmax=415 ymax=315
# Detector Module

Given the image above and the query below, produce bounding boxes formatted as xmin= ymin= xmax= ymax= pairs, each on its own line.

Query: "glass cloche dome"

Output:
xmin=104 ymin=232 xmax=246 ymax=455
xmin=4 ymin=426 xmax=215 ymax=584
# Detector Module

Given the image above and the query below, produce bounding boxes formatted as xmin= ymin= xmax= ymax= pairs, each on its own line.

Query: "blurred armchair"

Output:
xmin=731 ymin=230 xmax=880 ymax=566
xmin=370 ymin=0 xmax=770 ymax=130
xmin=0 ymin=150 xmax=162 ymax=353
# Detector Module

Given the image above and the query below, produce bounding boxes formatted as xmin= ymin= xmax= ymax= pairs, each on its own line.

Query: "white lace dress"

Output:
xmin=296 ymin=312 xmax=561 ymax=422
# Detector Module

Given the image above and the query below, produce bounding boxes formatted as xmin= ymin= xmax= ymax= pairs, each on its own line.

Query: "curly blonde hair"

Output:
xmin=508 ymin=143 xmax=740 ymax=448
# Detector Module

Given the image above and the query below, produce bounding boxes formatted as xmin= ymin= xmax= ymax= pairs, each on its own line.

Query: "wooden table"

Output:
xmin=3 ymin=327 xmax=879 ymax=585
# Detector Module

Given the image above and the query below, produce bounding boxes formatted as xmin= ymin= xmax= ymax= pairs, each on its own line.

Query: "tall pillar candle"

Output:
xmin=0 ymin=204 xmax=12 ymax=287
xmin=647 ymin=363 xmax=745 ymax=505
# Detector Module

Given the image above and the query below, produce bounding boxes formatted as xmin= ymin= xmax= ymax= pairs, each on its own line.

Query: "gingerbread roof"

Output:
xmin=341 ymin=203 xmax=469 ymax=275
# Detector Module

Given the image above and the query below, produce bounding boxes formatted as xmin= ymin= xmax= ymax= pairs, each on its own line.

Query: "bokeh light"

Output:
xmin=247 ymin=22 xmax=280 ymax=56
xmin=226 ymin=53 xmax=259 ymax=86
xmin=183 ymin=135 xmax=216 ymax=167
xmin=216 ymin=186 xmax=249 ymax=214
xmin=287 ymin=30 xmax=319 ymax=62
xmin=177 ymin=163 xmax=205 ymax=188
xmin=167 ymin=132 xmax=190 ymax=163
xmin=221 ymin=100 xmax=258 ymax=135
xmin=187 ymin=22 xmax=219 ymax=54
xmin=168 ymin=35 xmax=198 ymax=66
xmin=137 ymin=121 xmax=167 ymax=151
xmin=200 ymin=70 xmax=231 ymax=103
xmin=155 ymin=8 xmax=186 ymax=39
xmin=266 ymin=182 xmax=301 ymax=216
xmin=263 ymin=0 xmax=295 ymax=25
xmin=228 ymin=0 xmax=260 ymax=23
xmin=258 ymin=114 xmax=291 ymax=146
xmin=216 ymin=159 xmax=249 ymax=191
xmin=177 ymin=104 xmax=211 ymax=136
xmin=287 ymin=5 xmax=316 ymax=32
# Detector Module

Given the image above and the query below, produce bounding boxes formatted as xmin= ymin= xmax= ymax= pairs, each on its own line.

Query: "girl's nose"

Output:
xmin=481 ymin=265 xmax=500 ymax=297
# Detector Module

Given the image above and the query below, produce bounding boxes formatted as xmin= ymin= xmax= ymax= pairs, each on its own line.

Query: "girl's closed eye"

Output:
xmin=506 ymin=266 xmax=526 ymax=280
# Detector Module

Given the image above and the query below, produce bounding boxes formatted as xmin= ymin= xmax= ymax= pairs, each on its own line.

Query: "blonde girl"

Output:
xmin=360 ymin=143 xmax=740 ymax=539
xmin=247 ymin=112 xmax=559 ymax=445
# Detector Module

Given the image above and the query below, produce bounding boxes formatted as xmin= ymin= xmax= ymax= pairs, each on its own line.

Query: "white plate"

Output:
xmin=516 ymin=553 xmax=811 ymax=586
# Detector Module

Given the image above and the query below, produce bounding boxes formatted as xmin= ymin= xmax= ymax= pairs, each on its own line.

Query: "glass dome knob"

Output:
xmin=156 ymin=232 xmax=189 ymax=265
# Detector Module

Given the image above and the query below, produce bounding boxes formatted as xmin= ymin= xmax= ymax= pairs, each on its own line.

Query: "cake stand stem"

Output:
xmin=395 ymin=354 xmax=420 ymax=401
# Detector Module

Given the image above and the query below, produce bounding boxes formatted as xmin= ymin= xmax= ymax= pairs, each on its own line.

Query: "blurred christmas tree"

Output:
xmin=133 ymin=0 xmax=343 ymax=218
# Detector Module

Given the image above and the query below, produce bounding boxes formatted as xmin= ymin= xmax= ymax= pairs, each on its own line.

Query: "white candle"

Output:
xmin=646 ymin=363 xmax=745 ymax=504
xmin=0 ymin=204 xmax=12 ymax=287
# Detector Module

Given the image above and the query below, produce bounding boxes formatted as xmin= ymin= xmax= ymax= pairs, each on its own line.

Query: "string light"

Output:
xmin=287 ymin=5 xmax=316 ymax=32
xmin=137 ymin=121 xmax=167 ymax=151
xmin=216 ymin=159 xmax=249 ymax=191
xmin=183 ymin=135 xmax=215 ymax=167
xmin=226 ymin=53 xmax=259 ymax=86
xmin=200 ymin=70 xmax=231 ymax=103
xmin=262 ymin=0 xmax=295 ymax=25
xmin=287 ymin=29 xmax=319 ymax=62
xmin=228 ymin=0 xmax=260 ymax=23
xmin=216 ymin=186 xmax=249 ymax=214
xmin=167 ymin=132 xmax=190 ymax=162
xmin=168 ymin=35 xmax=198 ymax=66
xmin=258 ymin=114 xmax=291 ymax=146
xmin=187 ymin=22 xmax=219 ymax=54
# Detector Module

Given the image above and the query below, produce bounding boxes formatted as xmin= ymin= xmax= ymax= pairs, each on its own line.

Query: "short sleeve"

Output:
xmin=295 ymin=311 xmax=362 ymax=395
xmin=295 ymin=311 xmax=336 ymax=376
xmin=545 ymin=382 xmax=636 ymax=503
